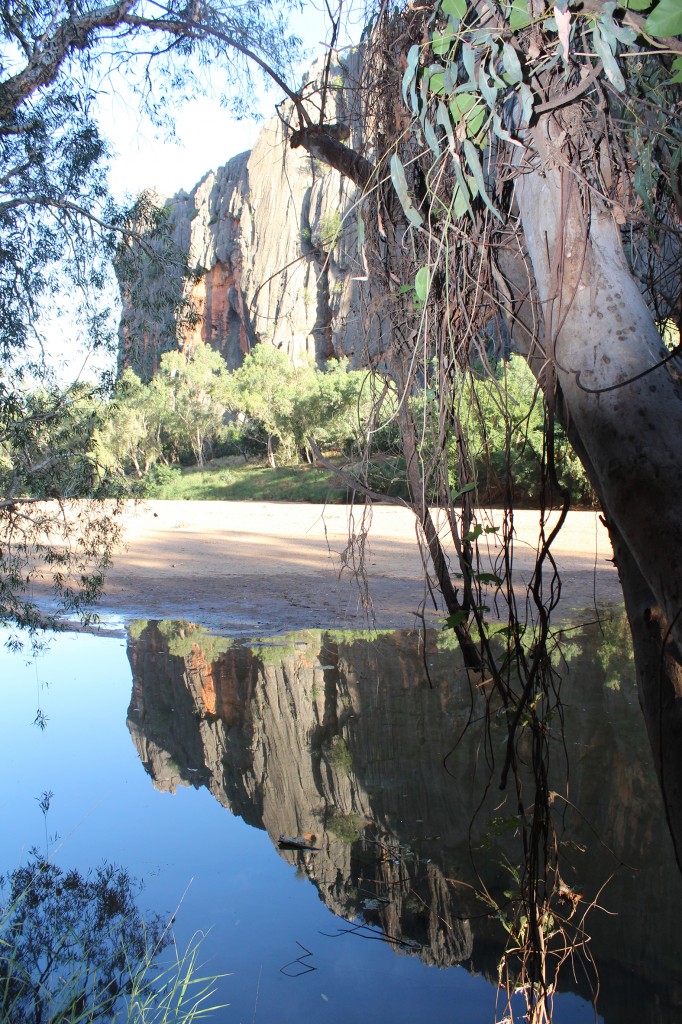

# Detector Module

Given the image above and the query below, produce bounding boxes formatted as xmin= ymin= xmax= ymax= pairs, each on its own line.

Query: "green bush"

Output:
xmin=455 ymin=356 xmax=595 ymax=507
xmin=141 ymin=463 xmax=182 ymax=497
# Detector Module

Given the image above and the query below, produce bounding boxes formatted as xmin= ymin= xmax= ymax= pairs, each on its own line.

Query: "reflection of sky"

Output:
xmin=0 ymin=627 xmax=601 ymax=1023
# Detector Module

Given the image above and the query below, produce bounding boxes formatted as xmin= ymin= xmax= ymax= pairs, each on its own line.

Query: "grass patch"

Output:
xmin=327 ymin=809 xmax=366 ymax=843
xmin=146 ymin=462 xmax=355 ymax=502
xmin=0 ymin=856 xmax=225 ymax=1024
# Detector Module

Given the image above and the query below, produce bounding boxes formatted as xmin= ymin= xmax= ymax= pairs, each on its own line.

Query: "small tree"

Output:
xmin=0 ymin=378 xmax=124 ymax=635
xmin=294 ymin=359 xmax=369 ymax=458
xmin=94 ymin=369 xmax=166 ymax=481
xmin=155 ymin=344 xmax=233 ymax=467
xmin=230 ymin=345 xmax=306 ymax=466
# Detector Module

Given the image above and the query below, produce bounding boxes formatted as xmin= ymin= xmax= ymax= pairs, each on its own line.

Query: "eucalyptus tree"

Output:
xmin=228 ymin=346 xmax=302 ymax=466
xmin=154 ymin=343 xmax=233 ymax=465
xmin=94 ymin=368 xmax=167 ymax=479
xmin=258 ymin=2 xmax=682 ymax=1013
xmin=280 ymin=0 xmax=682 ymax=833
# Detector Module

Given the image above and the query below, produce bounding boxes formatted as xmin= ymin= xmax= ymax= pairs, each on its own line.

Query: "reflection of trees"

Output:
xmin=129 ymin=619 xmax=234 ymax=660
xmin=125 ymin=619 xmax=682 ymax=1024
xmin=0 ymin=857 xmax=164 ymax=1024
xmin=591 ymin=610 xmax=635 ymax=692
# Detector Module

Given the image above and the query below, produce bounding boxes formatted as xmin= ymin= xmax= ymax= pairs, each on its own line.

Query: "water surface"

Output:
xmin=2 ymin=615 xmax=680 ymax=1023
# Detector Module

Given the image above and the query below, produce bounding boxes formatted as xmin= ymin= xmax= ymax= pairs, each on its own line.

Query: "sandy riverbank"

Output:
xmin=62 ymin=500 xmax=621 ymax=635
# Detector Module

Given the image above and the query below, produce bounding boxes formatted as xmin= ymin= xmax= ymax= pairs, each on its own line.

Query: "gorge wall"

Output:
xmin=117 ymin=53 xmax=368 ymax=379
xmin=125 ymin=619 xmax=682 ymax=1023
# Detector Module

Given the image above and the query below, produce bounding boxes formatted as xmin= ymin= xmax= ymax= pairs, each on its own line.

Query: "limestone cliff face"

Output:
xmin=118 ymin=53 xmax=366 ymax=379
xmin=125 ymin=621 xmax=682 ymax=1020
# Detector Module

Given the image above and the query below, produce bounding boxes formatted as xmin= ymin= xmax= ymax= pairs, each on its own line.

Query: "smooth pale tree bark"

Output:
xmin=513 ymin=113 xmax=682 ymax=863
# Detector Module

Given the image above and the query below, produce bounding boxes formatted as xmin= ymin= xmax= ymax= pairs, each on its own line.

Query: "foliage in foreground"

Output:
xmin=0 ymin=856 xmax=224 ymax=1024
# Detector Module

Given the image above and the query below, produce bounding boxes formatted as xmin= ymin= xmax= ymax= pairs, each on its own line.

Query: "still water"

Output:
xmin=2 ymin=615 xmax=681 ymax=1023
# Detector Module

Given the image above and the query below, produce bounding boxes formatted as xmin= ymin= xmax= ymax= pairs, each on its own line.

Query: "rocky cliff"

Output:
xmin=125 ymin=619 xmax=682 ymax=1022
xmin=118 ymin=53 xmax=368 ymax=379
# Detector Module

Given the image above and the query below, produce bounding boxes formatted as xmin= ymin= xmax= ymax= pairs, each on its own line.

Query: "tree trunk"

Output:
xmin=611 ymin=521 xmax=682 ymax=870
xmin=514 ymin=113 xmax=682 ymax=861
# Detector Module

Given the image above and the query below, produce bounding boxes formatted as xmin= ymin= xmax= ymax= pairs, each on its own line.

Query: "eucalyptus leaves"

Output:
xmin=391 ymin=0 xmax=682 ymax=230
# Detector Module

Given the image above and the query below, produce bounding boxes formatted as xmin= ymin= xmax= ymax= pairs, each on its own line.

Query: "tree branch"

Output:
xmin=120 ymin=11 xmax=310 ymax=118
xmin=289 ymin=125 xmax=376 ymax=189
xmin=307 ymin=436 xmax=409 ymax=507
xmin=0 ymin=0 xmax=137 ymax=121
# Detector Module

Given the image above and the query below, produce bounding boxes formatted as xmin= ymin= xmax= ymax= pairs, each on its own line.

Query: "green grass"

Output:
xmin=144 ymin=455 xmax=411 ymax=503
xmin=146 ymin=462 xmax=353 ymax=502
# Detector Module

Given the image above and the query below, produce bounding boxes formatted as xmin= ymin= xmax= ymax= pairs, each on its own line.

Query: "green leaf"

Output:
xmin=453 ymin=480 xmax=477 ymax=498
xmin=448 ymin=92 xmax=475 ymax=117
xmin=462 ymin=42 xmax=477 ymax=85
xmin=591 ymin=25 xmax=626 ymax=91
xmin=492 ymin=111 xmax=518 ymax=145
xmin=402 ymin=44 xmax=420 ymax=113
xmin=423 ymin=117 xmax=441 ymax=158
xmin=620 ymin=0 xmax=652 ymax=9
xmin=600 ymin=9 xmax=637 ymax=43
xmin=509 ymin=0 xmax=532 ymax=29
xmin=645 ymin=0 xmax=682 ymax=35
xmin=502 ymin=42 xmax=524 ymax=84
xmin=475 ymin=572 xmax=503 ymax=586
xmin=519 ymin=82 xmax=534 ymax=125
xmin=432 ymin=29 xmax=456 ymax=55
xmin=436 ymin=99 xmax=455 ymax=148
xmin=463 ymin=139 xmax=501 ymax=219
xmin=443 ymin=61 xmax=458 ymax=93
xmin=452 ymin=157 xmax=474 ymax=218
xmin=414 ymin=266 xmax=431 ymax=303
xmin=389 ymin=154 xmax=424 ymax=228
xmin=441 ymin=0 xmax=467 ymax=17
xmin=478 ymin=64 xmax=499 ymax=108
xmin=668 ymin=55 xmax=682 ymax=83
xmin=451 ymin=183 xmax=471 ymax=218
xmin=464 ymin=523 xmax=483 ymax=542
xmin=443 ymin=610 xmax=468 ymax=630
xmin=450 ymin=93 xmax=486 ymax=137
xmin=429 ymin=72 xmax=446 ymax=95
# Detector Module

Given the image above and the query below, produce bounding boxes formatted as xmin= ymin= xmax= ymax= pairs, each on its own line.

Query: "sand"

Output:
xmin=79 ymin=500 xmax=621 ymax=635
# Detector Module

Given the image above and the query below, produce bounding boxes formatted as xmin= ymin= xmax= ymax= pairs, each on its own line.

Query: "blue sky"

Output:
xmin=99 ymin=1 xmax=360 ymax=201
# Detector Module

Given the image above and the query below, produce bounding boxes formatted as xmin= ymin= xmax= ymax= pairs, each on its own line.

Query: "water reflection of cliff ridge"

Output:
xmin=126 ymin=619 xmax=682 ymax=1022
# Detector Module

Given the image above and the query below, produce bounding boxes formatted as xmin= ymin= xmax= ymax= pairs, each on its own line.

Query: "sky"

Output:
xmin=99 ymin=94 xmax=263 ymax=202
xmin=98 ymin=1 xmax=363 ymax=202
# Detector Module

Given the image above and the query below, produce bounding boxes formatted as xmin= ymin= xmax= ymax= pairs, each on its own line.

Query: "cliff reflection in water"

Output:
xmin=126 ymin=617 xmax=682 ymax=1022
